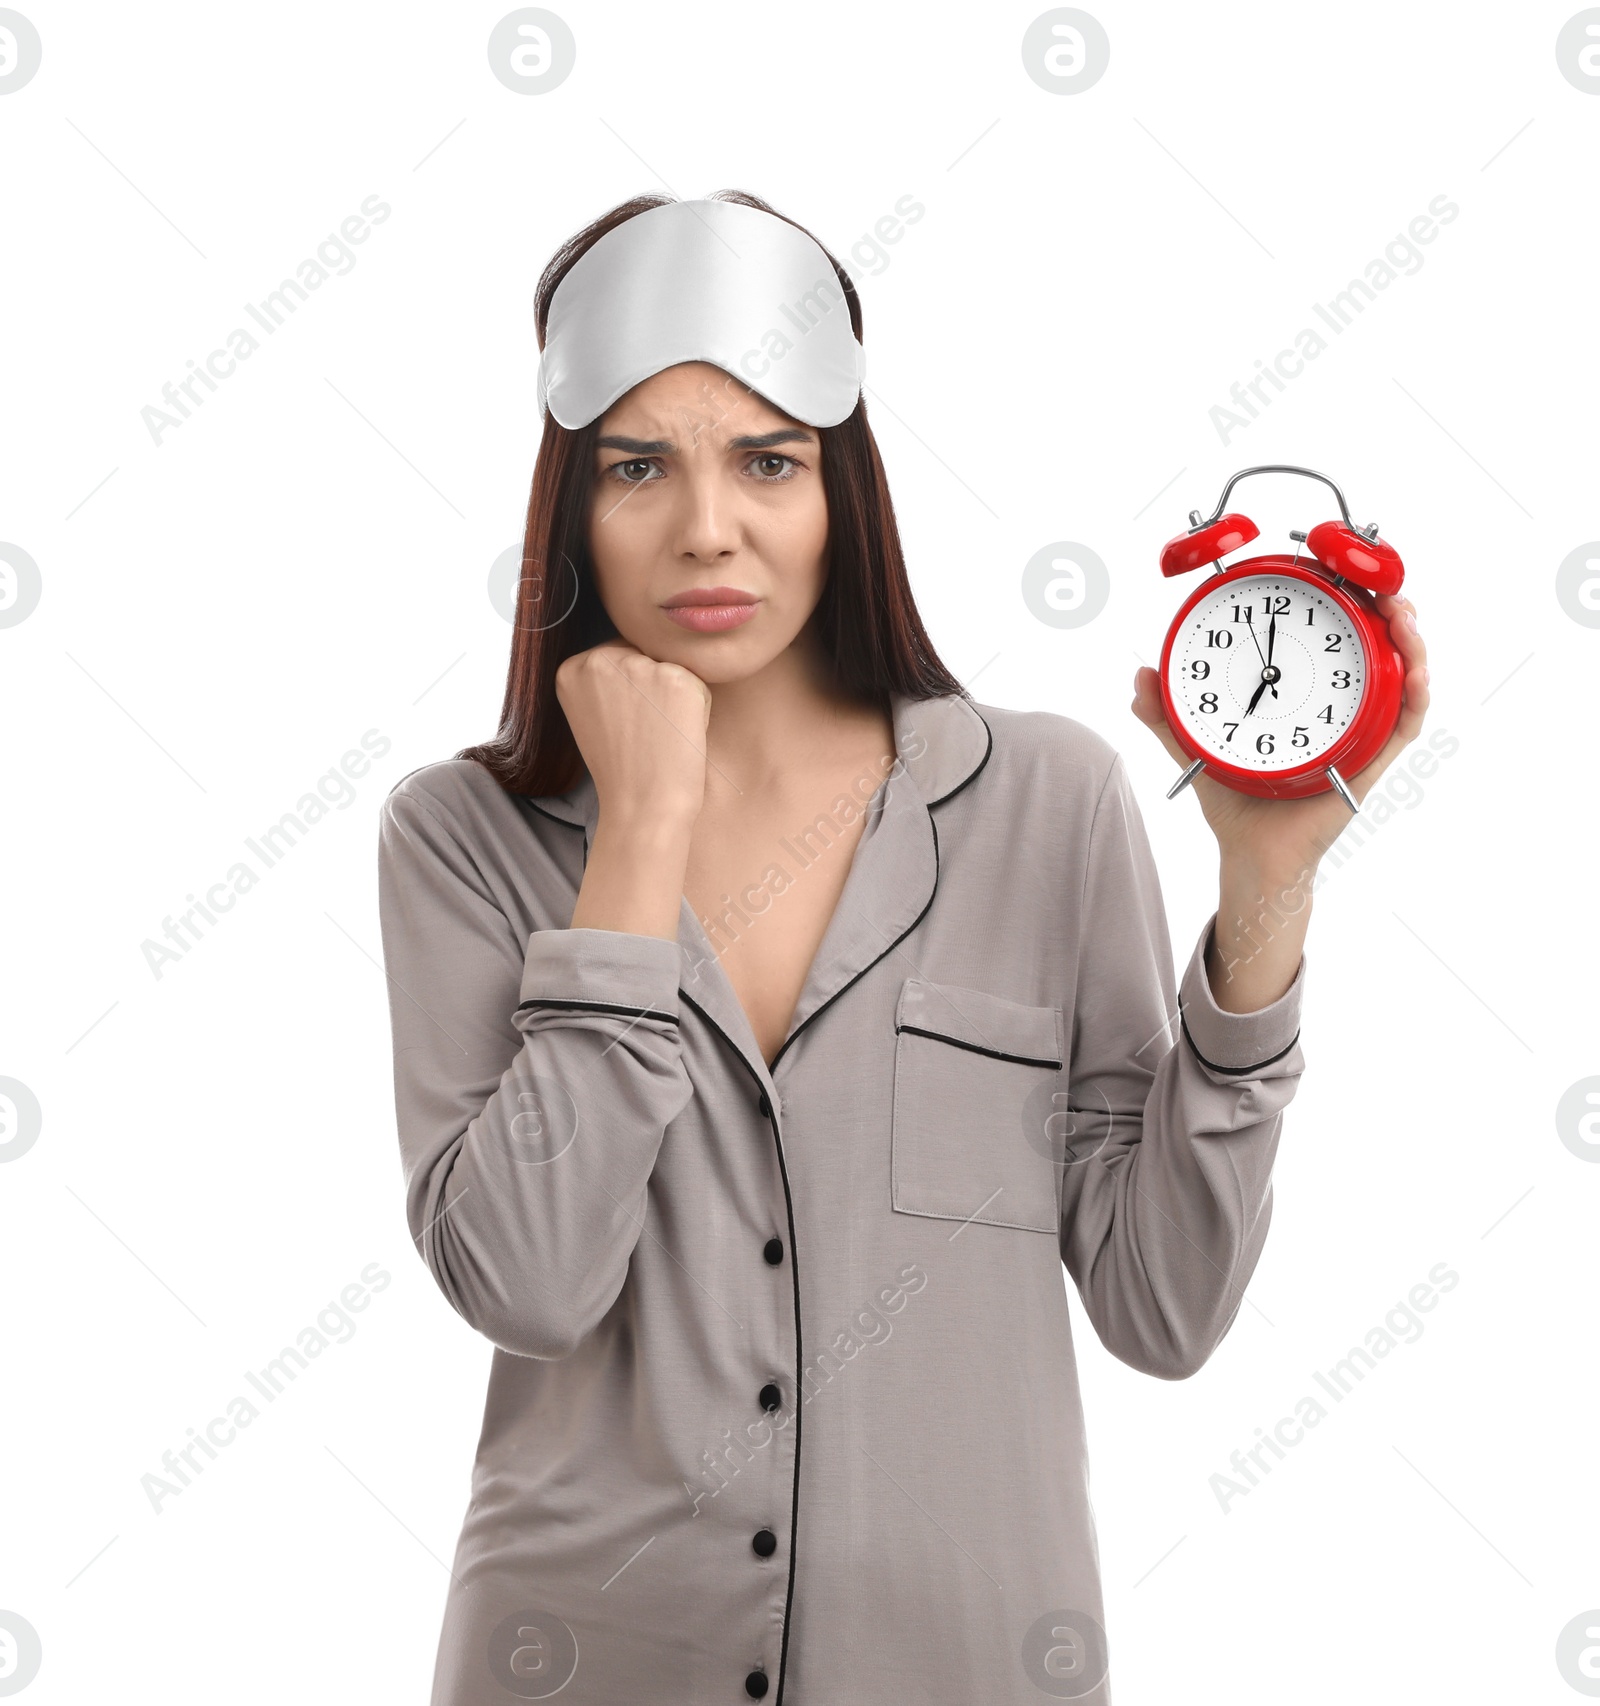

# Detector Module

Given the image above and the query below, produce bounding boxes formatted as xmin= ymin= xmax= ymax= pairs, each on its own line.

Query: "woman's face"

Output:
xmin=584 ymin=361 xmax=830 ymax=684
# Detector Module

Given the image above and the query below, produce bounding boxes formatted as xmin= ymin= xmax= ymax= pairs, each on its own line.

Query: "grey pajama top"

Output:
xmin=375 ymin=689 xmax=1307 ymax=1706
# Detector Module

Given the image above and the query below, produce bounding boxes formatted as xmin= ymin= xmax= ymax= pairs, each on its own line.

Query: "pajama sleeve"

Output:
xmin=376 ymin=782 xmax=695 ymax=1361
xmin=1057 ymin=754 xmax=1307 ymax=1381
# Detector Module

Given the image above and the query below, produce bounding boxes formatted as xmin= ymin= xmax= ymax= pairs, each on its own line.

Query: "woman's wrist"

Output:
xmin=593 ymin=804 xmax=699 ymax=851
xmin=1208 ymin=852 xmax=1315 ymax=1014
xmin=569 ymin=813 xmax=695 ymax=941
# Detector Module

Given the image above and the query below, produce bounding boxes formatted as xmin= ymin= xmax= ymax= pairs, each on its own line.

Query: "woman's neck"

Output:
xmin=701 ymin=642 xmax=892 ymax=798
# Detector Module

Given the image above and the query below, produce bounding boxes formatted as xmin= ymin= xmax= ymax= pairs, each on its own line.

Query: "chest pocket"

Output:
xmin=891 ymin=977 xmax=1066 ymax=1234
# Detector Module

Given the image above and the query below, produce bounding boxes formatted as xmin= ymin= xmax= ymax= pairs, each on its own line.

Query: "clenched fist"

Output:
xmin=556 ymin=640 xmax=713 ymax=837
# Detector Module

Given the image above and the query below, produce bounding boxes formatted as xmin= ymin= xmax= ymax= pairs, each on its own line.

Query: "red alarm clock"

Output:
xmin=1155 ymin=464 xmax=1406 ymax=811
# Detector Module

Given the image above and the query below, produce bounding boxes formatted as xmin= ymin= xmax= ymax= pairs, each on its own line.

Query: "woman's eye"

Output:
xmin=750 ymin=453 xmax=798 ymax=482
xmin=605 ymin=453 xmax=801 ymax=486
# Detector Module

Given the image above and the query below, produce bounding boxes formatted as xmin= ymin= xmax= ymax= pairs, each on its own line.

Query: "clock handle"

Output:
xmin=1196 ymin=465 xmax=1375 ymax=539
xmin=1325 ymin=766 xmax=1359 ymax=813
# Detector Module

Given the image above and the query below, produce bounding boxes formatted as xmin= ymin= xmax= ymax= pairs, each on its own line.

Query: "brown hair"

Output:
xmin=458 ymin=189 xmax=965 ymax=798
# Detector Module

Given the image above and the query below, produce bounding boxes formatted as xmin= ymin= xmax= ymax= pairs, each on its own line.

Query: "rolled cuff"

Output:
xmin=517 ymin=927 xmax=683 ymax=1022
xmin=1177 ymin=912 xmax=1305 ymax=1076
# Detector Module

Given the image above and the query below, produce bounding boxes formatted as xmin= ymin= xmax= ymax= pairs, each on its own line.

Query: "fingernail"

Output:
xmin=1423 ymin=665 xmax=1430 ymax=684
xmin=1405 ymin=613 xmax=1418 ymax=632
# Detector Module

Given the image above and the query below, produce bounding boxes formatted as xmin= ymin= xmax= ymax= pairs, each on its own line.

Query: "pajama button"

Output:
xmin=751 ymin=1528 xmax=777 ymax=1557
xmin=763 ymin=1237 xmax=784 ymax=1265
xmin=745 ymin=1671 xmax=769 ymax=1698
xmin=759 ymin=1382 xmax=781 ymax=1412
xmin=757 ymin=1091 xmax=772 ymax=1118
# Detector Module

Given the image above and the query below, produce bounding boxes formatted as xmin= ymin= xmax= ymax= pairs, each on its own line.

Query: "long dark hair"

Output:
xmin=459 ymin=189 xmax=965 ymax=798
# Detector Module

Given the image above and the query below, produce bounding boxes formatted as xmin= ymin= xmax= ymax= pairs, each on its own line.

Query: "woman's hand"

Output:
xmin=1131 ymin=591 xmax=1430 ymax=1011
xmin=558 ymin=640 xmax=713 ymax=940
xmin=557 ymin=639 xmax=713 ymax=836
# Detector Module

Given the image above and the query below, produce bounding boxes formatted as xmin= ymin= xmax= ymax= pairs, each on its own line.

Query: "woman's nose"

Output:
xmin=672 ymin=470 xmax=742 ymax=559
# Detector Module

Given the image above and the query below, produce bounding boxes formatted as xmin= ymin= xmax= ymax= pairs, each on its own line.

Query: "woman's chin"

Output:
xmin=631 ymin=621 xmax=787 ymax=683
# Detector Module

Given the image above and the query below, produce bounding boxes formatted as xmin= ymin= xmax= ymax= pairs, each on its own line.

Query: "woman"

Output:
xmin=377 ymin=190 xmax=1429 ymax=1705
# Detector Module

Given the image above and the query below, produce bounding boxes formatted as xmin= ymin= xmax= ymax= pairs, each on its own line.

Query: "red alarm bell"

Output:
xmin=1155 ymin=465 xmax=1407 ymax=810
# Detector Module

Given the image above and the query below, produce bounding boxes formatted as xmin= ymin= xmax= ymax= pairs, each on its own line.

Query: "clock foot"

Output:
xmin=1166 ymin=757 xmax=1207 ymax=800
xmin=1325 ymin=765 xmax=1359 ymax=813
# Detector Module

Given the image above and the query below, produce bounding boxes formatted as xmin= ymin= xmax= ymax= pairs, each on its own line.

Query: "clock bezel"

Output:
xmin=1157 ymin=552 xmax=1405 ymax=800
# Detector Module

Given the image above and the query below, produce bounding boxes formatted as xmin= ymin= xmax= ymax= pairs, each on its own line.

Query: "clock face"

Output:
xmin=1167 ymin=574 xmax=1366 ymax=771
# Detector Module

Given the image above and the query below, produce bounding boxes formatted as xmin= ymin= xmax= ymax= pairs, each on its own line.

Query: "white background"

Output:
xmin=2 ymin=3 xmax=1595 ymax=1702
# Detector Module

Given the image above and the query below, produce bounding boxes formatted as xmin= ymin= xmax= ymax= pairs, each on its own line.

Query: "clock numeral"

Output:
xmin=1255 ymin=732 xmax=1275 ymax=755
xmin=1316 ymin=704 xmax=1333 ymax=724
xmin=1324 ymin=632 xmax=1342 ymax=652
xmin=1331 ymin=668 xmax=1351 ymax=688
xmin=1263 ymin=595 xmax=1291 ymax=615
xmin=1292 ymin=726 xmax=1309 ymax=747
xmin=1204 ymin=629 xmax=1234 ymax=648
xmin=1230 ymin=604 xmax=1253 ymax=624
xmin=1189 ymin=659 xmax=1211 ymax=680
xmin=1305 ymin=607 xmax=1316 ymax=626
xmin=1222 ymin=722 xmax=1239 ymax=742
xmin=1197 ymin=691 xmax=1218 ymax=713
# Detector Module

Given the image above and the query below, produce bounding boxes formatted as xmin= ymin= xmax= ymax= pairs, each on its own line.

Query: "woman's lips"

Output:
xmin=661 ymin=597 xmax=760 ymax=633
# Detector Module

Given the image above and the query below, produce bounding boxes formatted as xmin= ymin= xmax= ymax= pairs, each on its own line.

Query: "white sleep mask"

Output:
xmin=535 ymin=197 xmax=866 ymax=429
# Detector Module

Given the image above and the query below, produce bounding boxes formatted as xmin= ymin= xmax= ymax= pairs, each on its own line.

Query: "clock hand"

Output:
xmin=1241 ymin=610 xmax=1280 ymax=698
xmin=1243 ymin=677 xmax=1271 ymax=716
xmin=1243 ymin=611 xmax=1269 ymax=671
xmin=1267 ymin=612 xmax=1276 ymax=666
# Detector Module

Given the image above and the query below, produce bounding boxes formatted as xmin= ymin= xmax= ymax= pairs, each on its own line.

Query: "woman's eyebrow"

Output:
xmin=728 ymin=428 xmax=816 ymax=451
xmin=595 ymin=428 xmax=817 ymax=454
xmin=595 ymin=434 xmax=673 ymax=453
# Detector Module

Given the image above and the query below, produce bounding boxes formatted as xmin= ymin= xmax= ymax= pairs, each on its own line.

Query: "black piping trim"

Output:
xmin=1178 ymin=1001 xmax=1301 ymax=1076
xmin=767 ymin=814 xmax=943 ymax=1078
xmin=924 ymin=699 xmax=994 ymax=808
xmin=515 ymin=997 xmax=677 ymax=1023
xmin=509 ymin=793 xmax=593 ymax=867
xmin=667 ymin=733 xmax=972 ymax=1703
xmin=512 ymin=698 xmax=990 ymax=846
xmin=509 ymin=704 xmax=987 ymax=1706
xmin=515 ymin=795 xmax=585 ymax=832
xmin=894 ymin=1023 xmax=1060 ymax=1070
xmin=722 ymin=790 xmax=960 ymax=1701
xmin=678 ymin=987 xmax=804 ymax=1706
